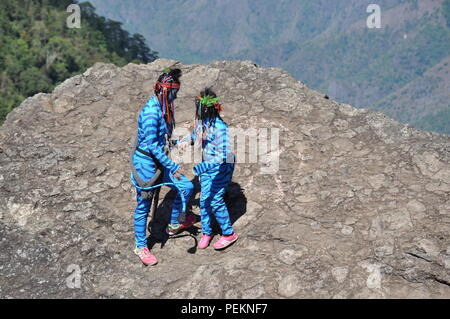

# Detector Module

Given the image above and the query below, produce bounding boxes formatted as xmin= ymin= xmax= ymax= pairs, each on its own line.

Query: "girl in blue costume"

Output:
xmin=179 ymin=88 xmax=238 ymax=250
xmin=131 ymin=68 xmax=195 ymax=266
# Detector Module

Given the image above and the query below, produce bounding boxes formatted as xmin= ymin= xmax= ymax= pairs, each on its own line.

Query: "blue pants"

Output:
xmin=199 ymin=163 xmax=234 ymax=236
xmin=133 ymin=155 xmax=193 ymax=248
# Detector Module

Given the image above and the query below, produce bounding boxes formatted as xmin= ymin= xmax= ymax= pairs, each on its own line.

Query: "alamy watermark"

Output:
xmin=171 ymin=127 xmax=280 ymax=174
xmin=66 ymin=264 xmax=81 ymax=289
xmin=66 ymin=4 xmax=81 ymax=29
xmin=367 ymin=4 xmax=382 ymax=29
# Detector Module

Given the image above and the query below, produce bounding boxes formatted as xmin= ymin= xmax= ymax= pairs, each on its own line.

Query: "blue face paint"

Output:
xmin=169 ymin=88 xmax=179 ymax=102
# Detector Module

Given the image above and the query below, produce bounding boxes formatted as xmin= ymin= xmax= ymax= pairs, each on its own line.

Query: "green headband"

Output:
xmin=199 ymin=95 xmax=220 ymax=107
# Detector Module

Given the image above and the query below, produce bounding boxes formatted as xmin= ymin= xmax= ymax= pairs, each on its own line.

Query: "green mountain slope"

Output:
xmin=89 ymin=0 xmax=450 ymax=134
xmin=0 ymin=0 xmax=158 ymax=123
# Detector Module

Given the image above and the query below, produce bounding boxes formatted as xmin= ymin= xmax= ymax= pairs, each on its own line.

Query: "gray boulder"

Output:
xmin=0 ymin=59 xmax=449 ymax=298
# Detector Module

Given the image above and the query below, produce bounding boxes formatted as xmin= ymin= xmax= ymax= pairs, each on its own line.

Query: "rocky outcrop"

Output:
xmin=0 ymin=59 xmax=449 ymax=298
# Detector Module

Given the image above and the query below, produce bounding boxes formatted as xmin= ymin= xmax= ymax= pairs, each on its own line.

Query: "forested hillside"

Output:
xmin=0 ymin=0 xmax=158 ymax=124
xmin=90 ymin=0 xmax=450 ymax=134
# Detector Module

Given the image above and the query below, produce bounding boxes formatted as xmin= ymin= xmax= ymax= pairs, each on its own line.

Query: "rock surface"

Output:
xmin=0 ymin=59 xmax=449 ymax=298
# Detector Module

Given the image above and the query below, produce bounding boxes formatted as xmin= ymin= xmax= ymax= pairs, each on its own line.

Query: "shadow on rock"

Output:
xmin=146 ymin=176 xmax=247 ymax=251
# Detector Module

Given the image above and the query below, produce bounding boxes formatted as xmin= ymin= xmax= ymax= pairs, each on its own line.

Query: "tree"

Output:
xmin=0 ymin=0 xmax=158 ymax=123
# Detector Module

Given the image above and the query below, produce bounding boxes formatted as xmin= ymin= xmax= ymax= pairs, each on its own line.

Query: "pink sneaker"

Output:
xmin=166 ymin=215 xmax=196 ymax=236
xmin=213 ymin=233 xmax=239 ymax=250
xmin=198 ymin=234 xmax=213 ymax=249
xmin=134 ymin=247 xmax=158 ymax=266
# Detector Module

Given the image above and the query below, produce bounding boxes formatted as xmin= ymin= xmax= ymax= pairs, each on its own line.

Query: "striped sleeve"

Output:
xmin=193 ymin=122 xmax=229 ymax=176
xmin=142 ymin=107 xmax=180 ymax=173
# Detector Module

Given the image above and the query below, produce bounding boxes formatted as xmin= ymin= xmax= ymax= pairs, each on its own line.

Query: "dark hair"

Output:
xmin=154 ymin=68 xmax=182 ymax=134
xmin=196 ymin=87 xmax=222 ymax=123
xmin=201 ymin=87 xmax=216 ymax=97
xmin=157 ymin=68 xmax=182 ymax=84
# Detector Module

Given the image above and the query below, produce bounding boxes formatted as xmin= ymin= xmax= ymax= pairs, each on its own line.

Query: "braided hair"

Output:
xmin=154 ymin=68 xmax=182 ymax=135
